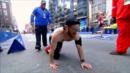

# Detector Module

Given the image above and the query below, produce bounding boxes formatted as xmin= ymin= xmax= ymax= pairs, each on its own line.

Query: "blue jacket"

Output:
xmin=31 ymin=7 xmax=51 ymax=26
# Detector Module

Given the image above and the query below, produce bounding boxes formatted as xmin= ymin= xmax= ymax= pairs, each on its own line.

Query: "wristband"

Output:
xmin=80 ymin=59 xmax=85 ymax=63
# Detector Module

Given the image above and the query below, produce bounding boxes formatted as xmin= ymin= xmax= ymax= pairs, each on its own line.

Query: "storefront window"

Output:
xmin=2 ymin=3 xmax=6 ymax=9
xmin=3 ymin=10 xmax=8 ymax=16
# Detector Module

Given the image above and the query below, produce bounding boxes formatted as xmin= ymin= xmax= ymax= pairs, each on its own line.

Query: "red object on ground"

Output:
xmin=44 ymin=45 xmax=51 ymax=54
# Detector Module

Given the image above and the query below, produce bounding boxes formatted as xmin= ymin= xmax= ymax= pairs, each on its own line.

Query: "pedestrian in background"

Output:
xmin=30 ymin=0 xmax=52 ymax=51
xmin=98 ymin=12 xmax=105 ymax=31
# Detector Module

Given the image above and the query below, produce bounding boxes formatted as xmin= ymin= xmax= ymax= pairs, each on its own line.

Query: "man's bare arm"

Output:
xmin=75 ymin=37 xmax=85 ymax=62
xmin=75 ymin=37 xmax=92 ymax=69
xmin=49 ymin=36 xmax=57 ymax=64
xmin=49 ymin=36 xmax=60 ymax=70
xmin=77 ymin=46 xmax=85 ymax=63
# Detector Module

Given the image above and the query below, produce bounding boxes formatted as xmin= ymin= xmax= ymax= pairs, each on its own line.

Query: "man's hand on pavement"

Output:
xmin=50 ymin=63 xmax=58 ymax=70
xmin=81 ymin=63 xmax=92 ymax=70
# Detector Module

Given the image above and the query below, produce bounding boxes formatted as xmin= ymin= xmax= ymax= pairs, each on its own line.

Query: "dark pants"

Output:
xmin=113 ymin=29 xmax=117 ymax=34
xmin=35 ymin=25 xmax=47 ymax=49
xmin=0 ymin=46 xmax=3 ymax=52
xmin=49 ymin=36 xmax=63 ymax=59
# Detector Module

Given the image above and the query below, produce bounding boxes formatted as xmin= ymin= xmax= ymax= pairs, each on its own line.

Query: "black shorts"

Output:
xmin=49 ymin=36 xmax=63 ymax=54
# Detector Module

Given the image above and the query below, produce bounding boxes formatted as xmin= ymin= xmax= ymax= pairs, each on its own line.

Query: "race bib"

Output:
xmin=43 ymin=10 xmax=46 ymax=18
xmin=43 ymin=13 xmax=46 ymax=18
xmin=124 ymin=0 xmax=130 ymax=5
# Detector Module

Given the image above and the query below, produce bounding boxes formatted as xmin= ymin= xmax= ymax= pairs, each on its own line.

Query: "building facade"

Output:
xmin=0 ymin=0 xmax=13 ymax=31
xmin=49 ymin=0 xmax=88 ymax=29
xmin=49 ymin=0 xmax=68 ymax=27
xmin=91 ymin=0 xmax=106 ymax=21
xmin=77 ymin=0 xmax=89 ymax=31
xmin=77 ymin=0 xmax=88 ymax=19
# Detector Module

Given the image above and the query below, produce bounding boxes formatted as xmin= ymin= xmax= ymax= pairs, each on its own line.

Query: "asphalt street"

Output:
xmin=0 ymin=34 xmax=130 ymax=73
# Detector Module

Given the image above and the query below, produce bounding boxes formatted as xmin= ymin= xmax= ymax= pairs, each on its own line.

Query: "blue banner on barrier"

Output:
xmin=0 ymin=32 xmax=17 ymax=43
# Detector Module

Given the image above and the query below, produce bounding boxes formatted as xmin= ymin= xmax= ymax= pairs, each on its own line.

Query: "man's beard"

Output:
xmin=40 ymin=5 xmax=45 ymax=10
xmin=67 ymin=31 xmax=74 ymax=38
xmin=41 ymin=7 xmax=45 ymax=10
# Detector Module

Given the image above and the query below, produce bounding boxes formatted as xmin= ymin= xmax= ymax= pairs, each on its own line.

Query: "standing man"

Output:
xmin=30 ymin=0 xmax=52 ymax=51
xmin=110 ymin=0 xmax=130 ymax=55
